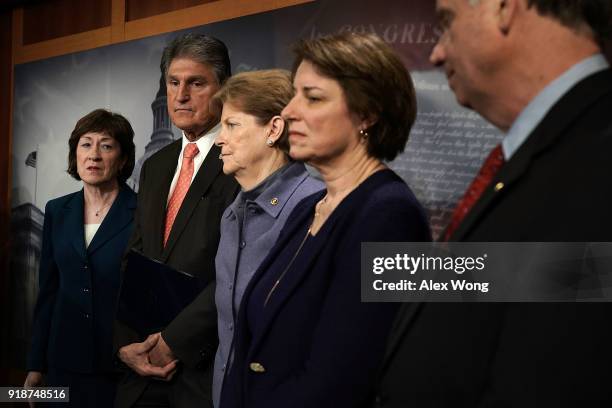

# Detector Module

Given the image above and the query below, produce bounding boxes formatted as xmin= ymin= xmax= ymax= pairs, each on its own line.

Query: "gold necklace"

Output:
xmin=94 ymin=202 xmax=112 ymax=217
xmin=264 ymin=225 xmax=311 ymax=306
xmin=313 ymin=194 xmax=328 ymax=218
xmin=264 ymin=193 xmax=327 ymax=307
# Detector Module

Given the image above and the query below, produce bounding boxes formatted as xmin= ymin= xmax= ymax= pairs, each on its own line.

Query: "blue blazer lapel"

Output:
xmin=64 ymin=190 xmax=87 ymax=261
xmin=88 ymin=185 xmax=137 ymax=255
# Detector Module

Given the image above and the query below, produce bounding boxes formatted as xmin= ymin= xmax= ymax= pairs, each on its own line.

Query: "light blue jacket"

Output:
xmin=213 ymin=162 xmax=323 ymax=406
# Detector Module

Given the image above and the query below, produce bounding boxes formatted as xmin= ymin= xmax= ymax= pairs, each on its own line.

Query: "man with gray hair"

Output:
xmin=114 ymin=33 xmax=238 ymax=408
xmin=374 ymin=1 xmax=612 ymax=407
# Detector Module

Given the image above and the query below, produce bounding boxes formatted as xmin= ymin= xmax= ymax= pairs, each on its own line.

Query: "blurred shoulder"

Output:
xmin=358 ymin=169 xmax=421 ymax=210
xmin=350 ymin=169 xmax=431 ymax=240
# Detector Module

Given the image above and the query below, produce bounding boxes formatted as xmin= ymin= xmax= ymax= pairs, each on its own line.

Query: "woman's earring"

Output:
xmin=266 ymin=138 xmax=275 ymax=147
xmin=359 ymin=129 xmax=369 ymax=140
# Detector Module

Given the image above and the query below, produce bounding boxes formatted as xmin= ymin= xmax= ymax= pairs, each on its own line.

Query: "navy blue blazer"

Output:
xmin=221 ymin=169 xmax=431 ymax=408
xmin=27 ymin=184 xmax=137 ymax=373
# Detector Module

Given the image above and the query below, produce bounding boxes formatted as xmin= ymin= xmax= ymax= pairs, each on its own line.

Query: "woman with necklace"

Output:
xmin=25 ymin=109 xmax=137 ymax=407
xmin=220 ymin=33 xmax=431 ymax=408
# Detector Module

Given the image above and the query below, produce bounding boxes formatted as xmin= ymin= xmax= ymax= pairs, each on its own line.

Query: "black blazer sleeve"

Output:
xmin=161 ymin=282 xmax=218 ymax=368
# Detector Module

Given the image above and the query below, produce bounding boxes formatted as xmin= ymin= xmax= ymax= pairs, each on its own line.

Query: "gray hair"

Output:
xmin=160 ymin=33 xmax=232 ymax=85
xmin=525 ymin=0 xmax=611 ymax=41
xmin=469 ymin=0 xmax=611 ymax=41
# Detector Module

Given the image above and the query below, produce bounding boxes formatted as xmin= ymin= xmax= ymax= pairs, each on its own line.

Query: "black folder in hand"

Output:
xmin=117 ymin=249 xmax=203 ymax=336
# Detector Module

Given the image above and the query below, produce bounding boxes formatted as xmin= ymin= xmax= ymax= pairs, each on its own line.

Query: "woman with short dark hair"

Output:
xmin=25 ymin=109 xmax=137 ymax=407
xmin=220 ymin=33 xmax=430 ymax=408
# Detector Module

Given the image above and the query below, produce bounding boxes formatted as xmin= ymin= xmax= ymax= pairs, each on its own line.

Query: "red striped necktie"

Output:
xmin=443 ymin=144 xmax=505 ymax=241
xmin=164 ymin=143 xmax=199 ymax=246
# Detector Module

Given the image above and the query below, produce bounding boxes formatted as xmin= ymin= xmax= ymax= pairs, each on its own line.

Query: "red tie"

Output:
xmin=443 ymin=144 xmax=505 ymax=241
xmin=164 ymin=143 xmax=199 ymax=246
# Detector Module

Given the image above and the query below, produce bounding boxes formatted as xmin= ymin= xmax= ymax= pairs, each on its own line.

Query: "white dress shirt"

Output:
xmin=167 ymin=123 xmax=220 ymax=204
xmin=84 ymin=223 xmax=101 ymax=248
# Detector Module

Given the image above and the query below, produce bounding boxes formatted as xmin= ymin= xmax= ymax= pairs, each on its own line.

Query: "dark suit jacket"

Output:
xmin=221 ymin=170 xmax=431 ymax=408
xmin=28 ymin=184 xmax=136 ymax=374
xmin=114 ymin=139 xmax=238 ymax=407
xmin=376 ymin=69 xmax=612 ymax=407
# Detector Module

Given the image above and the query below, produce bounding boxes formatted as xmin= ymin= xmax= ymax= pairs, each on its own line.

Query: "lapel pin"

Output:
xmin=249 ymin=362 xmax=266 ymax=373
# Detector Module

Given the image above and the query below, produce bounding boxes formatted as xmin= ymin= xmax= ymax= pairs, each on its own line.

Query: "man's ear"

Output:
xmin=498 ymin=0 xmax=520 ymax=35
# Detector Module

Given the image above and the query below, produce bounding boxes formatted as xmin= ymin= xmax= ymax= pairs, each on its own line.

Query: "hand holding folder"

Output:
xmin=117 ymin=249 xmax=203 ymax=336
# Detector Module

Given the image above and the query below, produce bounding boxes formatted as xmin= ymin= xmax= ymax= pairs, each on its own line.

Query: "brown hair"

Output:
xmin=67 ymin=109 xmax=135 ymax=183
xmin=291 ymin=32 xmax=417 ymax=162
xmin=211 ymin=69 xmax=293 ymax=154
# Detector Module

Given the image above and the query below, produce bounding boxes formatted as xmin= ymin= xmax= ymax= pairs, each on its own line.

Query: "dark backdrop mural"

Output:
xmin=6 ymin=0 xmax=502 ymax=369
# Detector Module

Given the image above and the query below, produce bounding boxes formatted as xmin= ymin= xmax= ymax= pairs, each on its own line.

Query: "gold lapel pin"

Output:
xmin=249 ymin=362 xmax=266 ymax=373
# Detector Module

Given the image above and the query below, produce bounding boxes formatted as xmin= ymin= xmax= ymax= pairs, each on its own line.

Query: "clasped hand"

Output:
xmin=118 ymin=332 xmax=178 ymax=380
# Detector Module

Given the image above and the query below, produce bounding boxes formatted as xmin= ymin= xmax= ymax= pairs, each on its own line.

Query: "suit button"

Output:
xmin=240 ymin=241 xmax=246 ymax=248
xmin=249 ymin=362 xmax=265 ymax=373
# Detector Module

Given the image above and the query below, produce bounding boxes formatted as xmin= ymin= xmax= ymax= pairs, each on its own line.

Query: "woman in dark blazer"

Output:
xmin=25 ymin=109 xmax=137 ymax=407
xmin=220 ymin=33 xmax=431 ymax=408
